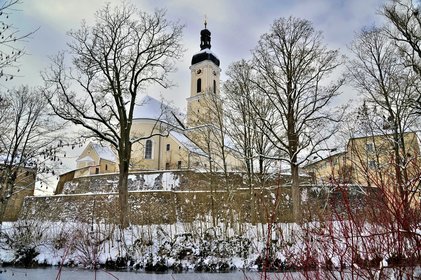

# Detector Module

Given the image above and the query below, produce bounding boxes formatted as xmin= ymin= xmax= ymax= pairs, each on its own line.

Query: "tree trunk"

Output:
xmin=291 ymin=161 xmax=301 ymax=222
xmin=118 ymin=141 xmax=131 ymax=228
xmin=0 ymin=182 xmax=7 ymax=223
xmin=0 ymin=168 xmax=16 ymax=223
xmin=118 ymin=159 xmax=130 ymax=228
xmin=393 ymin=132 xmax=410 ymax=231
xmin=288 ymin=116 xmax=301 ymax=222
xmin=206 ymin=130 xmax=216 ymax=227
xmin=0 ymin=194 xmax=8 ymax=224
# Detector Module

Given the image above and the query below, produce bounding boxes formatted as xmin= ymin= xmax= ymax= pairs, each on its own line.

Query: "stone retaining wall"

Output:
xmin=19 ymin=171 xmax=368 ymax=225
xmin=20 ymin=188 xmax=298 ymax=225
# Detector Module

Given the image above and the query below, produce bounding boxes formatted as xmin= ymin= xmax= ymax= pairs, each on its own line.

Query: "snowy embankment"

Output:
xmin=1 ymin=219 xmax=420 ymax=279
xmin=0 ymin=220 xmax=296 ymax=272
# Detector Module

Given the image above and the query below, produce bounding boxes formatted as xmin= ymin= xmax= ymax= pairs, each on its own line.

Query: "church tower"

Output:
xmin=186 ymin=21 xmax=221 ymax=127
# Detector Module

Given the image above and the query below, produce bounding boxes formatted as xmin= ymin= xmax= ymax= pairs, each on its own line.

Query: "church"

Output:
xmin=74 ymin=22 xmax=242 ymax=176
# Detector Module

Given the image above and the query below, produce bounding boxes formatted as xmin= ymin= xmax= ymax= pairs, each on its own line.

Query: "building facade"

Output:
xmin=0 ymin=165 xmax=36 ymax=221
xmin=129 ymin=97 xmax=208 ymax=171
xmin=186 ymin=24 xmax=221 ymax=128
xmin=304 ymin=132 xmax=421 ymax=186
xmin=76 ymin=142 xmax=118 ymax=177
xmin=70 ymin=22 xmax=242 ymax=176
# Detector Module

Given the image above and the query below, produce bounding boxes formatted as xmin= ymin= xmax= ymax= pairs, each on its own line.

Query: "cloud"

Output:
xmin=2 ymin=0 xmax=395 ymax=188
xmin=24 ymin=0 xmax=109 ymax=31
xmin=9 ymin=0 xmax=388 ymax=105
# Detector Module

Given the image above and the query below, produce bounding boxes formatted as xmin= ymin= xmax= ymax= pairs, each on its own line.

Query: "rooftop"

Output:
xmin=133 ymin=95 xmax=185 ymax=128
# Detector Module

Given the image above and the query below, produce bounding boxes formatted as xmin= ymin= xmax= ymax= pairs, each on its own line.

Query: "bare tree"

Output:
xmin=0 ymin=0 xmax=37 ymax=82
xmin=214 ymin=100 xmax=229 ymax=174
xmin=250 ymin=17 xmax=344 ymax=220
xmin=224 ymin=59 xmax=275 ymax=188
xmin=0 ymin=86 xmax=60 ymax=223
xmin=348 ymin=27 xmax=419 ymax=226
xmin=383 ymin=0 xmax=421 ymax=114
xmin=184 ymin=89 xmax=230 ymax=227
xmin=42 ymin=3 xmax=183 ymax=228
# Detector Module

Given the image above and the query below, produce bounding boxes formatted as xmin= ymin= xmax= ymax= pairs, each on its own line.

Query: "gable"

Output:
xmin=77 ymin=142 xmax=117 ymax=164
xmin=91 ymin=143 xmax=117 ymax=162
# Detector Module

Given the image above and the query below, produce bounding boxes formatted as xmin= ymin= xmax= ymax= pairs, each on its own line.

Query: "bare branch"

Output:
xmin=41 ymin=3 xmax=184 ymax=228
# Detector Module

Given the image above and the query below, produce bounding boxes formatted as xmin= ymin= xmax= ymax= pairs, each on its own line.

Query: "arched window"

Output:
xmin=197 ymin=78 xmax=202 ymax=93
xmin=166 ymin=144 xmax=171 ymax=151
xmin=145 ymin=140 xmax=153 ymax=159
xmin=213 ymin=80 xmax=216 ymax=93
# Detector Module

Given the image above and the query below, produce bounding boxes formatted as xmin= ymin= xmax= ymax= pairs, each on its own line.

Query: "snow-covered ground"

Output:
xmin=1 ymin=219 xmax=419 ymax=279
xmin=1 ymin=220 xmax=282 ymax=271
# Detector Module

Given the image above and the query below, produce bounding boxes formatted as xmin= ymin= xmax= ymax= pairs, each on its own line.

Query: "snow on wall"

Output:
xmin=128 ymin=172 xmax=180 ymax=191
xmin=62 ymin=172 xmax=181 ymax=194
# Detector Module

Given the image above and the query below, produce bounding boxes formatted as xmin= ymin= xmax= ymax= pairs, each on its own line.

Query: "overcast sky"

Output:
xmin=7 ymin=0 xmax=389 ymax=192
xmin=9 ymin=0 xmax=387 ymax=110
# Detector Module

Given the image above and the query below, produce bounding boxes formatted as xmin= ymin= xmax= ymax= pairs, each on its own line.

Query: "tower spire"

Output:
xmin=191 ymin=18 xmax=220 ymax=66
xmin=200 ymin=18 xmax=211 ymax=50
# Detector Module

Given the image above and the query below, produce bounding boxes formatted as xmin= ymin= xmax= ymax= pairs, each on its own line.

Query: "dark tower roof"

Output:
xmin=191 ymin=21 xmax=220 ymax=67
xmin=200 ymin=28 xmax=211 ymax=50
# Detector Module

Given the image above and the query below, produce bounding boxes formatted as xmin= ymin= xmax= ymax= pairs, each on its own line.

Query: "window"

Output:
xmin=177 ymin=161 xmax=182 ymax=169
xmin=366 ymin=143 xmax=375 ymax=152
xmin=105 ymin=164 xmax=108 ymax=171
xmin=213 ymin=80 xmax=216 ymax=93
xmin=95 ymin=168 xmax=99 ymax=174
xmin=166 ymin=144 xmax=171 ymax=151
xmin=165 ymin=162 xmax=170 ymax=170
xmin=197 ymin=78 xmax=202 ymax=93
xmin=145 ymin=140 xmax=153 ymax=159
